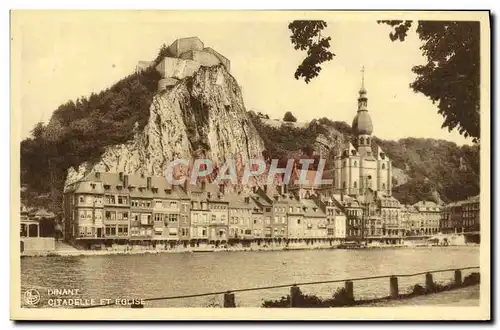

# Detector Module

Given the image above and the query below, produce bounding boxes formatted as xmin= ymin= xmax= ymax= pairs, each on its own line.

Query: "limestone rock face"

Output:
xmin=65 ymin=65 xmax=265 ymax=187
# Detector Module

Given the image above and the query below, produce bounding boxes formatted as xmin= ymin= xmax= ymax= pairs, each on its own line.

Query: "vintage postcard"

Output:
xmin=10 ymin=10 xmax=490 ymax=320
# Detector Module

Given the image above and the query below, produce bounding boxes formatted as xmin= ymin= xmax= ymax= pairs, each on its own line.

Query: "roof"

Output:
xmin=226 ymin=193 xmax=260 ymax=210
xmin=412 ymin=200 xmax=441 ymax=211
xmin=300 ymin=199 xmax=326 ymax=217
xmin=32 ymin=208 xmax=56 ymax=219
xmin=66 ymin=171 xmax=190 ymax=200
xmin=352 ymin=110 xmax=373 ymax=135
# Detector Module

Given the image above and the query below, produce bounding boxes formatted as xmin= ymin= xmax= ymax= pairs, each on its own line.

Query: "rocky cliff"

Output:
xmin=65 ymin=65 xmax=265 ymax=186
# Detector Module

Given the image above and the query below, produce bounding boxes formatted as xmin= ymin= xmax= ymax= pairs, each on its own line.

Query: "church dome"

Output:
xmin=352 ymin=111 xmax=373 ymax=135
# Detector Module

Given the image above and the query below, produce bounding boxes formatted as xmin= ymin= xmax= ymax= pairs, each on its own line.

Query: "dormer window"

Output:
xmin=104 ymin=185 xmax=110 ymax=190
xmin=152 ymin=188 xmax=158 ymax=193
xmin=90 ymin=183 xmax=96 ymax=189
xmin=351 ymin=150 xmax=356 ymax=156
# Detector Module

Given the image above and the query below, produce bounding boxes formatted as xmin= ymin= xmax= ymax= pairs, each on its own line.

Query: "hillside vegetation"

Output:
xmin=248 ymin=115 xmax=479 ymax=205
xmin=21 ymin=66 xmax=161 ymax=210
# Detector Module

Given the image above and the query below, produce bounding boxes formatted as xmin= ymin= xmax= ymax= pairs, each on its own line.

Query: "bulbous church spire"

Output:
xmin=352 ymin=66 xmax=373 ymax=136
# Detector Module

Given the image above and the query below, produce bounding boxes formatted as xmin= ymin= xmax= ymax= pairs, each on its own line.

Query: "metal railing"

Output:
xmin=78 ymin=265 xmax=479 ymax=308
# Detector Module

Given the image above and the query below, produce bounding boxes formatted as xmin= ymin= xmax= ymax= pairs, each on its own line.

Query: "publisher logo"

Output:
xmin=24 ymin=289 xmax=40 ymax=306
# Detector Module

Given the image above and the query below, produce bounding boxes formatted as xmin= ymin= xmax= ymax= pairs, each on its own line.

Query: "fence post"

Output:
xmin=223 ymin=292 xmax=236 ymax=308
xmin=454 ymin=270 xmax=462 ymax=286
xmin=389 ymin=276 xmax=399 ymax=298
xmin=425 ymin=272 xmax=434 ymax=292
xmin=290 ymin=285 xmax=300 ymax=307
xmin=345 ymin=280 xmax=354 ymax=302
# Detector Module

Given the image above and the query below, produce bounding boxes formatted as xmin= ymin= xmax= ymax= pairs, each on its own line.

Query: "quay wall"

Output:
xmin=21 ymin=237 xmax=55 ymax=252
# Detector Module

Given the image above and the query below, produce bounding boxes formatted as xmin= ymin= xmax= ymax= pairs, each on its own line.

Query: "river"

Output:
xmin=21 ymin=246 xmax=479 ymax=307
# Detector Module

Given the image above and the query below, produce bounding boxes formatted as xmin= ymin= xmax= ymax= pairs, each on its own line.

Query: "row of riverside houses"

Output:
xmin=62 ymin=171 xmax=347 ymax=250
xmin=440 ymin=195 xmax=480 ymax=235
xmin=62 ymin=170 xmax=480 ymax=250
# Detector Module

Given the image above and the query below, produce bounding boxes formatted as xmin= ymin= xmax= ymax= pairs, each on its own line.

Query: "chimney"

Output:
xmin=263 ymin=185 xmax=268 ymax=194
xmin=219 ymin=184 xmax=225 ymax=195
xmin=341 ymin=193 xmax=344 ymax=202
xmin=123 ymin=174 xmax=129 ymax=188
xmin=95 ymin=172 xmax=100 ymax=179
xmin=147 ymin=176 xmax=152 ymax=190
xmin=278 ymin=185 xmax=283 ymax=195
xmin=119 ymin=172 xmax=123 ymax=181
xmin=207 ymin=192 xmax=212 ymax=199
xmin=252 ymin=186 xmax=257 ymax=193
xmin=201 ymin=181 xmax=206 ymax=191
xmin=283 ymin=184 xmax=288 ymax=194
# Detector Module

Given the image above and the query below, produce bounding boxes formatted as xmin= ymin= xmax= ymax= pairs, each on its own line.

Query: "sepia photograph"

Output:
xmin=10 ymin=10 xmax=490 ymax=320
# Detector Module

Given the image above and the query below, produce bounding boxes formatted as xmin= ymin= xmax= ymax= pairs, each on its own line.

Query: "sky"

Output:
xmin=13 ymin=11 xmax=472 ymax=145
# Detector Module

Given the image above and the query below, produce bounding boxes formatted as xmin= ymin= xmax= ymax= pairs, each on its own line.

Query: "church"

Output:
xmin=333 ymin=69 xmax=393 ymax=198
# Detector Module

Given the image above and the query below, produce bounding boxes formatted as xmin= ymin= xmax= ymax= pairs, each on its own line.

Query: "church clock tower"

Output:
xmin=352 ymin=67 xmax=373 ymax=157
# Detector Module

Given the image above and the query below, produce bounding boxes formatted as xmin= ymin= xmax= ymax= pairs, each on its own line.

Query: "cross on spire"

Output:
xmin=361 ymin=65 xmax=365 ymax=89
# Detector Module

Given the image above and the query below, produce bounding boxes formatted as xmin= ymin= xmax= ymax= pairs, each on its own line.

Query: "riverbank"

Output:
xmin=20 ymin=242 xmax=479 ymax=257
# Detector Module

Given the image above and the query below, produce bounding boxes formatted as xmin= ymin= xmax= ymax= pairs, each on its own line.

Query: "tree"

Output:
xmin=283 ymin=111 xmax=298 ymax=122
xmin=378 ymin=20 xmax=480 ymax=142
xmin=288 ymin=20 xmax=335 ymax=83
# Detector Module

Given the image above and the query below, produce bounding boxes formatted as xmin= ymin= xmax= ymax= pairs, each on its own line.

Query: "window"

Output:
xmin=170 ymin=201 xmax=177 ymax=208
xmin=360 ymin=137 xmax=365 ymax=145
xmin=168 ymin=214 xmax=178 ymax=222
xmin=382 ymin=163 xmax=386 ymax=170
xmin=211 ymin=215 xmax=216 ymax=223
xmin=343 ymin=181 xmax=346 ymax=189
xmin=353 ymin=161 xmax=357 ymax=167
xmin=297 ymin=219 xmax=301 ymax=225
xmin=79 ymin=196 xmax=85 ymax=203
xmin=353 ymin=181 xmax=357 ymax=188
xmin=105 ymin=195 xmax=114 ymax=204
